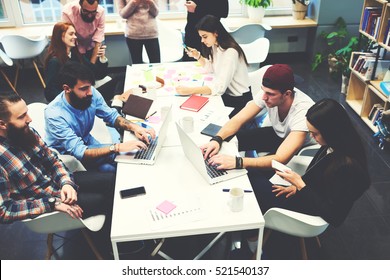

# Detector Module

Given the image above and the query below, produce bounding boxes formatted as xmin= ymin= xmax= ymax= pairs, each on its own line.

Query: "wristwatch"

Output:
xmin=48 ymin=197 xmax=61 ymax=210
xmin=109 ymin=144 xmax=116 ymax=153
xmin=48 ymin=197 xmax=56 ymax=210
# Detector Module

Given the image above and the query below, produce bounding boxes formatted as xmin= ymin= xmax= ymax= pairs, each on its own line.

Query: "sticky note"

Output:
xmin=156 ymin=200 xmax=176 ymax=214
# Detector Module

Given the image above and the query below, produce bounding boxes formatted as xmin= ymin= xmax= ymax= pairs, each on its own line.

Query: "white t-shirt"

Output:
xmin=254 ymin=88 xmax=316 ymax=145
xmin=202 ymin=45 xmax=250 ymax=97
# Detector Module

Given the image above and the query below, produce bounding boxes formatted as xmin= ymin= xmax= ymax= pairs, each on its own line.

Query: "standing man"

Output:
xmin=202 ymin=64 xmax=316 ymax=171
xmin=45 ymin=62 xmax=155 ymax=173
xmin=62 ymin=0 xmax=105 ymax=64
xmin=0 ymin=92 xmax=114 ymax=224
xmin=182 ymin=0 xmax=229 ymax=61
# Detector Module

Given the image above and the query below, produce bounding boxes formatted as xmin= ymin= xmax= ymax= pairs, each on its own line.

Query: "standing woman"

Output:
xmin=183 ymin=0 xmax=228 ymax=61
xmin=116 ymin=0 xmax=160 ymax=64
xmin=44 ymin=22 xmax=111 ymax=103
xmin=176 ymin=15 xmax=252 ymax=118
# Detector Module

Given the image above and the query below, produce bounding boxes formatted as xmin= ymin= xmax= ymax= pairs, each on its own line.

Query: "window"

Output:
xmin=1 ymin=0 xmax=292 ymax=27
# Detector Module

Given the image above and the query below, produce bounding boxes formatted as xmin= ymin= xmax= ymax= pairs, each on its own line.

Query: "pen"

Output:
xmin=222 ymin=189 xmax=253 ymax=193
xmin=146 ymin=111 xmax=157 ymax=120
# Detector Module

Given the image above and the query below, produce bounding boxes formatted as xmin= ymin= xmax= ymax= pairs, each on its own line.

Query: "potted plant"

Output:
xmin=292 ymin=1 xmax=310 ymax=20
xmin=240 ymin=0 xmax=272 ymax=22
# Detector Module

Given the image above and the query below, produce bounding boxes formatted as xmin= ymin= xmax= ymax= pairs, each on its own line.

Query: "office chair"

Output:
xmin=0 ymin=48 xmax=18 ymax=94
xmin=21 ymin=211 xmax=106 ymax=259
xmin=263 ymin=207 xmax=329 ymax=259
xmin=0 ymin=35 xmax=48 ymax=89
xmin=240 ymin=37 xmax=270 ymax=72
xmin=142 ymin=20 xmax=183 ymax=63
xmin=229 ymin=23 xmax=272 ymax=44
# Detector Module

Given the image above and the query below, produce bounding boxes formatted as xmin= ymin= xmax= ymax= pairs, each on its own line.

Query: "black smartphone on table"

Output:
xmin=120 ymin=186 xmax=146 ymax=199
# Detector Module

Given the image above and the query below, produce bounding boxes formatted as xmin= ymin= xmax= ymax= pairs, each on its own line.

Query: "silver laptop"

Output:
xmin=115 ymin=106 xmax=172 ymax=165
xmin=176 ymin=122 xmax=247 ymax=184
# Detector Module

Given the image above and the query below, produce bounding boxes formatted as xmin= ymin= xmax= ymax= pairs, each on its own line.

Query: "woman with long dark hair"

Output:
xmin=176 ymin=15 xmax=252 ymax=118
xmin=259 ymin=98 xmax=370 ymax=227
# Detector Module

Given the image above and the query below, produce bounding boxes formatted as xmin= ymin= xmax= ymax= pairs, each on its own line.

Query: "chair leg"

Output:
xmin=299 ymin=238 xmax=308 ymax=260
xmin=13 ymin=65 xmax=19 ymax=89
xmin=46 ymin=233 xmax=54 ymax=260
xmin=81 ymin=228 xmax=103 ymax=260
xmin=0 ymin=69 xmax=18 ymax=95
xmin=316 ymin=236 xmax=322 ymax=248
xmin=262 ymin=229 xmax=272 ymax=246
xmin=32 ymin=60 xmax=46 ymax=88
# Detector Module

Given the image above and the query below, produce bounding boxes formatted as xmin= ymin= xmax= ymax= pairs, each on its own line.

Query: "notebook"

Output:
xmin=122 ymin=94 xmax=154 ymax=119
xmin=176 ymin=122 xmax=247 ymax=184
xmin=114 ymin=106 xmax=172 ymax=165
xmin=180 ymin=95 xmax=209 ymax=112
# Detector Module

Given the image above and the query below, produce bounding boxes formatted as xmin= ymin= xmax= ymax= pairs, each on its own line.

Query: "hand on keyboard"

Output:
xmin=119 ymin=140 xmax=148 ymax=152
xmin=208 ymin=154 xmax=236 ymax=170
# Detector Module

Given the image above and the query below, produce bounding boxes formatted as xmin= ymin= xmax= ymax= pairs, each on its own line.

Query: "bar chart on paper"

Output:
xmin=149 ymin=197 xmax=206 ymax=230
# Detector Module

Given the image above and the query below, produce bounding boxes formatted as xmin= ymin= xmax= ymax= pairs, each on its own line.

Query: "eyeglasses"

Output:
xmin=81 ymin=8 xmax=98 ymax=15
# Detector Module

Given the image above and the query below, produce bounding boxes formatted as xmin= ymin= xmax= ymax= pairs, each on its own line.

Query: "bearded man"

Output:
xmin=62 ymin=0 xmax=105 ymax=64
xmin=0 ymin=91 xmax=115 ymax=225
xmin=45 ymin=62 xmax=155 ymax=172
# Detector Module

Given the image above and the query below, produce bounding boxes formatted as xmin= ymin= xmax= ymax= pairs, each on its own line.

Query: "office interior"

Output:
xmin=0 ymin=0 xmax=390 ymax=260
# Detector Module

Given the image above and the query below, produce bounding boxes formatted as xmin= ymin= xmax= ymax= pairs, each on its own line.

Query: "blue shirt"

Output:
xmin=44 ymin=88 xmax=119 ymax=160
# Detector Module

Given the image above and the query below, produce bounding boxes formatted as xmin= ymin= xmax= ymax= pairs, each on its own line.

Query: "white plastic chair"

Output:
xmin=0 ymin=35 xmax=48 ymax=89
xmin=263 ymin=207 xmax=329 ymax=259
xmin=240 ymin=37 xmax=270 ymax=72
xmin=142 ymin=20 xmax=183 ymax=63
xmin=21 ymin=211 xmax=105 ymax=259
xmin=27 ymin=102 xmax=112 ymax=172
xmin=229 ymin=23 xmax=272 ymax=44
xmin=0 ymin=48 xmax=18 ymax=94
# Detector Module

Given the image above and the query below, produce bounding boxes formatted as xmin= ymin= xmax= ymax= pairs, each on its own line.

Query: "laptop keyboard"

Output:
xmin=205 ymin=160 xmax=228 ymax=178
xmin=134 ymin=136 xmax=159 ymax=160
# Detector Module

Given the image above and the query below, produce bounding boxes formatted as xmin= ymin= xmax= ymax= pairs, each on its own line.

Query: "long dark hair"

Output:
xmin=195 ymin=15 xmax=248 ymax=65
xmin=44 ymin=22 xmax=83 ymax=68
xmin=306 ymin=98 xmax=367 ymax=168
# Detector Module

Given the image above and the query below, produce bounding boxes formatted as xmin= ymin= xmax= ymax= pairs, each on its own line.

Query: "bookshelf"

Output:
xmin=346 ymin=0 xmax=390 ymax=133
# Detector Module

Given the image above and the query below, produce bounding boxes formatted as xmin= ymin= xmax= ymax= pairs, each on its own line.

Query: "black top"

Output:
xmin=184 ymin=0 xmax=229 ymax=53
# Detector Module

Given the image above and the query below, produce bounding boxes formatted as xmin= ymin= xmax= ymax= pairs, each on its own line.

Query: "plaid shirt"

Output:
xmin=0 ymin=129 xmax=78 ymax=224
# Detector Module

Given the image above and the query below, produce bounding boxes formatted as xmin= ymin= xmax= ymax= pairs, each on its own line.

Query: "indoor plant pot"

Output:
xmin=241 ymin=0 xmax=272 ymax=22
xmin=292 ymin=1 xmax=309 ymax=20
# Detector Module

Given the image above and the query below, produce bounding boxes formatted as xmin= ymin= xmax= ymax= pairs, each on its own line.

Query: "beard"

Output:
xmin=7 ymin=123 xmax=39 ymax=151
xmin=80 ymin=12 xmax=96 ymax=23
xmin=69 ymin=90 xmax=92 ymax=110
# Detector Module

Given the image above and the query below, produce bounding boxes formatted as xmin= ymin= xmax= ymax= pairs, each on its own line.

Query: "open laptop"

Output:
xmin=115 ymin=106 xmax=172 ymax=165
xmin=176 ymin=122 xmax=247 ymax=185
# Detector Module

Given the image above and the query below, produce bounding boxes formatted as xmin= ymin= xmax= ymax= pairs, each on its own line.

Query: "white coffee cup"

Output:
xmin=228 ymin=187 xmax=244 ymax=212
xmin=180 ymin=116 xmax=194 ymax=133
xmin=160 ymin=106 xmax=170 ymax=121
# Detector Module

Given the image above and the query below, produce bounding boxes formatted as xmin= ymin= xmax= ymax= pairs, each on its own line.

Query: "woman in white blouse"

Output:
xmin=176 ymin=15 xmax=252 ymax=118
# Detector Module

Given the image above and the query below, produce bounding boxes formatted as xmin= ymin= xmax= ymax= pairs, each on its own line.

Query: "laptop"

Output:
xmin=176 ymin=122 xmax=247 ymax=185
xmin=115 ymin=106 xmax=172 ymax=165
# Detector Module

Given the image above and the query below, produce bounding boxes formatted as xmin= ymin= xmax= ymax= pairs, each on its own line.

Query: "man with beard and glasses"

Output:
xmin=45 ymin=62 xmax=156 ymax=173
xmin=62 ymin=0 xmax=105 ymax=64
xmin=0 ymin=91 xmax=115 ymax=229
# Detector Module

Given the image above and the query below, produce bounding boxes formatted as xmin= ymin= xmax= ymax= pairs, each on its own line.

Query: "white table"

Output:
xmin=110 ymin=62 xmax=264 ymax=260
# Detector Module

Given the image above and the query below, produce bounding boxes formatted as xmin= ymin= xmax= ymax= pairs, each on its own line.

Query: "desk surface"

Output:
xmin=111 ymin=146 xmax=264 ymax=241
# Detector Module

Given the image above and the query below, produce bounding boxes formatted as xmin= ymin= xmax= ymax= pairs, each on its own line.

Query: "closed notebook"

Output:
xmin=180 ymin=95 xmax=209 ymax=112
xmin=122 ymin=94 xmax=153 ymax=119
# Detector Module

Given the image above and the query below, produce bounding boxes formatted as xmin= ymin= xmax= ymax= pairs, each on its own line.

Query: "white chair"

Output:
xmin=0 ymin=48 xmax=18 ymax=94
xmin=21 ymin=211 xmax=105 ymax=259
xmin=240 ymin=37 xmax=270 ymax=72
xmin=249 ymin=64 xmax=272 ymax=99
xmin=263 ymin=207 xmax=329 ymax=259
xmin=229 ymin=23 xmax=272 ymax=44
xmin=0 ymin=35 xmax=48 ymax=89
xmin=142 ymin=20 xmax=183 ymax=63
xmin=27 ymin=102 xmax=112 ymax=172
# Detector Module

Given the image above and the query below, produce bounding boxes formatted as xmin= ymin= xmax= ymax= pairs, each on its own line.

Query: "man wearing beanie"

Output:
xmin=202 ymin=64 xmax=315 ymax=173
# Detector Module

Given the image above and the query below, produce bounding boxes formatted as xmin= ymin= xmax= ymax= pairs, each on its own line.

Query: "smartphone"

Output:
xmin=120 ymin=186 xmax=146 ymax=199
xmin=271 ymin=160 xmax=291 ymax=173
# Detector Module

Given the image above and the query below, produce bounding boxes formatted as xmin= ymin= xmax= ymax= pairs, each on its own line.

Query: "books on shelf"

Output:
xmin=368 ymin=103 xmax=384 ymax=125
xmin=350 ymin=52 xmax=390 ymax=80
xmin=361 ymin=6 xmax=382 ymax=36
